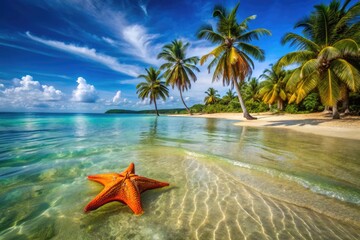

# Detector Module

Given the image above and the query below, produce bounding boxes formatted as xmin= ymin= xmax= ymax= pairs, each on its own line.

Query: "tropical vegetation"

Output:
xmin=204 ymin=87 xmax=220 ymax=105
xmin=277 ymin=0 xmax=360 ymax=118
xmin=136 ymin=67 xmax=169 ymax=116
xmin=197 ymin=2 xmax=271 ymax=119
xmin=108 ymin=0 xmax=360 ymax=119
xmin=259 ymin=64 xmax=288 ymax=111
xmin=157 ymin=40 xmax=200 ymax=114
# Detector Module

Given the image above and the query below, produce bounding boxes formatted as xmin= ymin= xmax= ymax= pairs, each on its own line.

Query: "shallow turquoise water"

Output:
xmin=0 ymin=112 xmax=359 ymax=239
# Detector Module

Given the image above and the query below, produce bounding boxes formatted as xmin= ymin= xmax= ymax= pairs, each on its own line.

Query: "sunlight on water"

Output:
xmin=0 ymin=113 xmax=359 ymax=239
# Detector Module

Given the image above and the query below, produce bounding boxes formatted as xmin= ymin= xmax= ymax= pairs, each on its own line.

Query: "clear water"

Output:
xmin=0 ymin=112 xmax=359 ymax=240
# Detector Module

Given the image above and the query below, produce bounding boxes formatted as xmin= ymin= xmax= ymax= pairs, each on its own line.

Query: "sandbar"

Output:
xmin=169 ymin=112 xmax=360 ymax=140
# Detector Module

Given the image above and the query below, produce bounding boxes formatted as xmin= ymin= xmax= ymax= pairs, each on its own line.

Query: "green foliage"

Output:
xmin=301 ymin=92 xmax=321 ymax=112
xmin=245 ymin=100 xmax=268 ymax=113
xmin=105 ymin=109 xmax=137 ymax=114
xmin=105 ymin=108 xmax=186 ymax=114
xmin=189 ymin=98 xmax=269 ymax=114
xmin=349 ymin=92 xmax=360 ymax=114
xmin=204 ymin=87 xmax=220 ymax=105
xmin=221 ymin=89 xmax=237 ymax=104
xmin=259 ymin=64 xmax=288 ymax=110
xmin=285 ymin=104 xmax=299 ymax=114
xmin=157 ymin=39 xmax=199 ymax=113
xmin=243 ymin=77 xmax=261 ymax=101
xmin=190 ymin=104 xmax=204 ymax=113
xmin=279 ymin=0 xmax=360 ymax=111
xmin=197 ymin=3 xmax=270 ymax=118
xmin=284 ymin=92 xmax=324 ymax=113
xmin=136 ymin=67 xmax=169 ymax=116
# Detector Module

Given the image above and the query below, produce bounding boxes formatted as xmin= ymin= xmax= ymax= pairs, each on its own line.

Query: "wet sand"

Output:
xmin=169 ymin=112 xmax=360 ymax=140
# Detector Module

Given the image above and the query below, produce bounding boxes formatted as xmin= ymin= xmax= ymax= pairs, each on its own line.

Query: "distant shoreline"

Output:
xmin=169 ymin=112 xmax=360 ymax=140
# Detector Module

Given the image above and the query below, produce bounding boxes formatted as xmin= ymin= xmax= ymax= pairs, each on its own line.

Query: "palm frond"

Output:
xmin=281 ymin=33 xmax=319 ymax=51
xmin=237 ymin=42 xmax=265 ymax=61
xmin=239 ymin=15 xmax=257 ymax=30
xmin=331 ymin=59 xmax=360 ymax=91
xmin=197 ymin=25 xmax=224 ymax=43
xmin=318 ymin=46 xmax=341 ymax=61
xmin=286 ymin=68 xmax=301 ymax=92
xmin=300 ymin=59 xmax=319 ymax=78
xmin=277 ymin=51 xmax=315 ymax=67
xmin=239 ymin=28 xmax=271 ymax=42
xmin=318 ymin=69 xmax=340 ymax=105
xmin=333 ymin=38 xmax=359 ymax=56
xmin=295 ymin=73 xmax=319 ymax=104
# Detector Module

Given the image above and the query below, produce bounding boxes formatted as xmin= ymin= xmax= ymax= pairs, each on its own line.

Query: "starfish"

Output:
xmin=84 ymin=162 xmax=169 ymax=215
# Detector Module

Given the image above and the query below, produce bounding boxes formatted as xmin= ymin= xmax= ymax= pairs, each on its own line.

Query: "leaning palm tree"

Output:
xmin=157 ymin=40 xmax=200 ymax=114
xmin=204 ymin=87 xmax=220 ymax=105
xmin=278 ymin=0 xmax=360 ymax=119
xmin=259 ymin=65 xmax=288 ymax=110
xmin=136 ymin=67 xmax=169 ymax=116
xmin=197 ymin=3 xmax=271 ymax=120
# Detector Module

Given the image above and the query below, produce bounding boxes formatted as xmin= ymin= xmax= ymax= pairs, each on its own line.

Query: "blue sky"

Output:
xmin=0 ymin=0 xmax=340 ymax=113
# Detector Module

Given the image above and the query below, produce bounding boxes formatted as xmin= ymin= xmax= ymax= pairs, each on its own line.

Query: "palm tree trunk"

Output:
xmin=323 ymin=106 xmax=331 ymax=113
xmin=233 ymin=79 xmax=256 ymax=120
xmin=154 ymin=98 xmax=159 ymax=116
xmin=332 ymin=102 xmax=340 ymax=119
xmin=179 ymin=88 xmax=192 ymax=115
xmin=277 ymin=99 xmax=284 ymax=111
xmin=342 ymin=88 xmax=350 ymax=115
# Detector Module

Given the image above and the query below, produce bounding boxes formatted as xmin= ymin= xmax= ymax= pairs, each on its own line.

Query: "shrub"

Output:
xmin=301 ymin=93 xmax=321 ymax=112
xmin=245 ymin=100 xmax=268 ymax=113
xmin=349 ymin=92 xmax=360 ymax=115
xmin=190 ymin=104 xmax=204 ymax=113
xmin=285 ymin=104 xmax=299 ymax=114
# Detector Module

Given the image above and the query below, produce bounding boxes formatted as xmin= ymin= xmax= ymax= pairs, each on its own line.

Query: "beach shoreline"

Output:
xmin=169 ymin=112 xmax=360 ymax=140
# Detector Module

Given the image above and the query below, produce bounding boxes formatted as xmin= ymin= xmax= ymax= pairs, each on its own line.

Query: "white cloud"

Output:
xmin=26 ymin=32 xmax=141 ymax=77
xmin=4 ymin=75 xmax=63 ymax=101
xmin=112 ymin=90 xmax=121 ymax=104
xmin=0 ymin=75 xmax=63 ymax=109
xmin=168 ymin=96 xmax=175 ymax=102
xmin=14 ymin=75 xmax=41 ymax=91
xmin=0 ymin=84 xmax=4 ymax=88
xmin=102 ymin=36 xmax=116 ymax=46
xmin=121 ymin=25 xmax=160 ymax=65
xmin=136 ymin=99 xmax=150 ymax=105
xmin=42 ymin=85 xmax=63 ymax=101
xmin=39 ymin=0 xmax=160 ymax=66
xmin=119 ymin=78 xmax=142 ymax=85
xmin=139 ymin=3 xmax=148 ymax=16
xmin=72 ymin=77 xmax=98 ymax=103
xmin=0 ymin=41 xmax=56 ymax=57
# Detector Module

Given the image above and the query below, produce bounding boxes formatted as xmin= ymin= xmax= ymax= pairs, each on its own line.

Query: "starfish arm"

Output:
xmin=116 ymin=178 xmax=143 ymax=215
xmin=84 ymin=185 xmax=119 ymax=212
xmin=120 ymin=162 xmax=135 ymax=175
xmin=87 ymin=173 xmax=121 ymax=186
xmin=132 ymin=176 xmax=169 ymax=193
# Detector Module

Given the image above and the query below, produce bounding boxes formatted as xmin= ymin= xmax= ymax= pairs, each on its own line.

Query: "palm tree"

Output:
xmin=204 ymin=87 xmax=220 ymax=105
xmin=197 ymin=3 xmax=271 ymax=120
xmin=157 ymin=40 xmax=200 ymax=114
xmin=136 ymin=67 xmax=169 ymax=116
xmin=278 ymin=0 xmax=360 ymax=119
xmin=259 ymin=64 xmax=288 ymax=110
xmin=244 ymin=77 xmax=261 ymax=102
xmin=222 ymin=89 xmax=237 ymax=104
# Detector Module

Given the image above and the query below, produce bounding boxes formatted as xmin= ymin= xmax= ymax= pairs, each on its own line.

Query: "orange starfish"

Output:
xmin=84 ymin=162 xmax=169 ymax=215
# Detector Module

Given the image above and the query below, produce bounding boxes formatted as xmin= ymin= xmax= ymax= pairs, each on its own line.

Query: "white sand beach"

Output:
xmin=170 ymin=112 xmax=360 ymax=140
